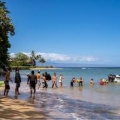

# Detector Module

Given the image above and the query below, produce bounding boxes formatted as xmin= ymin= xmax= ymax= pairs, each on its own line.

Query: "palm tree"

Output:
xmin=39 ymin=57 xmax=46 ymax=66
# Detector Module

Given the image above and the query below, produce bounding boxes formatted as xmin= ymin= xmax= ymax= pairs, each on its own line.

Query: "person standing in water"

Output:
xmin=36 ymin=70 xmax=41 ymax=89
xmin=15 ymin=67 xmax=21 ymax=96
xmin=59 ymin=74 xmax=63 ymax=87
xmin=41 ymin=73 xmax=47 ymax=88
xmin=70 ymin=77 xmax=75 ymax=87
xmin=79 ymin=77 xmax=83 ymax=86
xmin=27 ymin=70 xmax=37 ymax=95
xmin=90 ymin=78 xmax=94 ymax=85
xmin=4 ymin=67 xmax=13 ymax=97
xmin=52 ymin=73 xmax=58 ymax=88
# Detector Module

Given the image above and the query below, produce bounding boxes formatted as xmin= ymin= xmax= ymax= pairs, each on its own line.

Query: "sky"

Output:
xmin=4 ymin=0 xmax=120 ymax=66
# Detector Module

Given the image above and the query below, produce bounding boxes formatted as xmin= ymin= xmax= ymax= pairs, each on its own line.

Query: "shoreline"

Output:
xmin=29 ymin=67 xmax=62 ymax=70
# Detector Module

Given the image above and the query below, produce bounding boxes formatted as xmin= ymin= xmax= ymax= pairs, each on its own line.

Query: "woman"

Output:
xmin=59 ymin=74 xmax=63 ymax=87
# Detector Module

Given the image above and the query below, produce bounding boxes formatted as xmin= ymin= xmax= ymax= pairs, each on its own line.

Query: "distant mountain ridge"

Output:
xmin=37 ymin=61 xmax=120 ymax=67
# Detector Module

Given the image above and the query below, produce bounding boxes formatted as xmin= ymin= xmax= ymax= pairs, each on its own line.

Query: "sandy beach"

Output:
xmin=0 ymin=86 xmax=46 ymax=119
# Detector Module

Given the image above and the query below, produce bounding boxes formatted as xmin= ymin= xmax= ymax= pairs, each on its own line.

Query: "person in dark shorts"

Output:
xmin=70 ymin=77 xmax=75 ymax=87
xmin=4 ymin=67 xmax=13 ymax=97
xmin=79 ymin=77 xmax=83 ymax=86
xmin=27 ymin=70 xmax=37 ymax=95
xmin=14 ymin=67 xmax=21 ymax=96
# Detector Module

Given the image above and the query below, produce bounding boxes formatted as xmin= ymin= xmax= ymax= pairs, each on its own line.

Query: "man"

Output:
xmin=27 ymin=70 xmax=37 ymax=95
xmin=52 ymin=73 xmax=58 ymax=88
xmin=15 ymin=67 xmax=21 ymax=96
xmin=4 ymin=67 xmax=13 ymax=97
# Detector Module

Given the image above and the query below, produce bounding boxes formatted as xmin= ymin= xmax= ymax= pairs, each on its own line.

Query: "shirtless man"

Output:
xmin=27 ymin=70 xmax=37 ymax=95
xmin=52 ymin=73 xmax=58 ymax=88
xmin=4 ymin=67 xmax=13 ymax=97
xmin=36 ymin=70 xmax=41 ymax=89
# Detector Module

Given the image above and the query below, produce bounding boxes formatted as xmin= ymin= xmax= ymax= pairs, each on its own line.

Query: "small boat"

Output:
xmin=114 ymin=75 xmax=120 ymax=83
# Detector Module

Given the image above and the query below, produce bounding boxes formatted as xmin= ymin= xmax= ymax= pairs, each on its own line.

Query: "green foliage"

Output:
xmin=11 ymin=66 xmax=53 ymax=70
xmin=39 ymin=57 xmax=46 ymax=66
xmin=9 ymin=51 xmax=46 ymax=67
xmin=10 ymin=52 xmax=29 ymax=66
xmin=0 ymin=0 xmax=15 ymax=66
xmin=29 ymin=50 xmax=41 ymax=66
xmin=15 ymin=52 xmax=28 ymax=62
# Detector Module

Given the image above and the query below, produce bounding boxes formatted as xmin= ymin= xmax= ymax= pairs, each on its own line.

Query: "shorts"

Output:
xmin=5 ymin=81 xmax=10 ymax=89
xmin=16 ymin=83 xmax=20 ymax=88
xmin=30 ymin=84 xmax=36 ymax=90
xmin=37 ymin=80 xmax=41 ymax=85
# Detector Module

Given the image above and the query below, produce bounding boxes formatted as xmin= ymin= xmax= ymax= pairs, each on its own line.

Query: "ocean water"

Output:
xmin=1 ymin=67 xmax=120 ymax=119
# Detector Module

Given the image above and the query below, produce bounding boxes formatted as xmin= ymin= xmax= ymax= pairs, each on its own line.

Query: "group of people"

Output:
xmin=3 ymin=67 xmax=64 ymax=97
xmin=70 ymin=77 xmax=84 ymax=87
xmin=3 ymin=67 xmax=109 ymax=97
xmin=70 ymin=77 xmax=109 ymax=87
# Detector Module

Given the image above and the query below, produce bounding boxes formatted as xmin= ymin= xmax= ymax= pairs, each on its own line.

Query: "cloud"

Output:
xmin=10 ymin=52 xmax=98 ymax=63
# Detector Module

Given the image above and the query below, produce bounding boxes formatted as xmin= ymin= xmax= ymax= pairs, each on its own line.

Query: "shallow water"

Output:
xmin=1 ymin=67 xmax=120 ymax=119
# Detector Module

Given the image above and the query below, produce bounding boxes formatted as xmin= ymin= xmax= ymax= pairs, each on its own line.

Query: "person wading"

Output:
xmin=52 ymin=73 xmax=58 ymax=88
xmin=27 ymin=71 xmax=37 ymax=95
xmin=15 ymin=67 xmax=21 ymax=96
xmin=3 ymin=67 xmax=13 ymax=97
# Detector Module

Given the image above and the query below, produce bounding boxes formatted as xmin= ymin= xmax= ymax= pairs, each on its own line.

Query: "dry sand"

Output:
xmin=0 ymin=86 xmax=46 ymax=119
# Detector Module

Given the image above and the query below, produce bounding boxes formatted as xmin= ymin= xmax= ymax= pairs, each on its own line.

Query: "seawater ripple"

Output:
xmin=33 ymin=91 xmax=120 ymax=120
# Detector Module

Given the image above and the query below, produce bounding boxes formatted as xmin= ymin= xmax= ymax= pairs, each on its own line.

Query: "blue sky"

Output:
xmin=4 ymin=0 xmax=120 ymax=66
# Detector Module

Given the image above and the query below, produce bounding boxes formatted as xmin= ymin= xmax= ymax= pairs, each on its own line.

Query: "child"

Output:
xmin=90 ymin=79 xmax=94 ymax=85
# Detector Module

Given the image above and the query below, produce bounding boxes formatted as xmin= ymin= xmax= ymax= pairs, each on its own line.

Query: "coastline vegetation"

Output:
xmin=11 ymin=66 xmax=53 ymax=70
xmin=0 ymin=0 xmax=15 ymax=68
xmin=9 ymin=51 xmax=53 ymax=70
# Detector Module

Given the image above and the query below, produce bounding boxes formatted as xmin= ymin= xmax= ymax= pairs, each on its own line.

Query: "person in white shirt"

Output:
xmin=59 ymin=74 xmax=63 ymax=87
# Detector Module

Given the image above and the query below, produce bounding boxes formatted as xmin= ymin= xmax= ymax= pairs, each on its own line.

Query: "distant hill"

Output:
xmin=37 ymin=61 xmax=120 ymax=67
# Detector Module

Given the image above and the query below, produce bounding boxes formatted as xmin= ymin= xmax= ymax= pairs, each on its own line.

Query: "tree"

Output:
xmin=15 ymin=52 xmax=28 ymax=61
xmin=10 ymin=52 xmax=29 ymax=66
xmin=39 ymin=57 xmax=46 ymax=66
xmin=0 ymin=0 xmax=15 ymax=68
xmin=30 ymin=50 xmax=41 ymax=66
